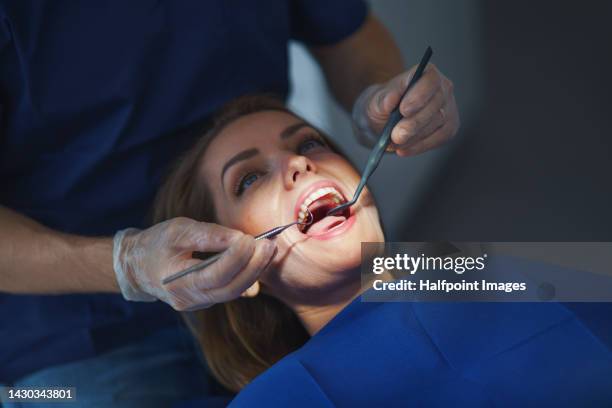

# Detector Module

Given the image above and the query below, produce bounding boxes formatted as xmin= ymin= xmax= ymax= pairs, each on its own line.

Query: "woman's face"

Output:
xmin=201 ymin=110 xmax=384 ymax=303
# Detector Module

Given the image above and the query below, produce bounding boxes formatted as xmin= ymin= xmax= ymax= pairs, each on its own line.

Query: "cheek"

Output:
xmin=317 ymin=157 xmax=361 ymax=185
xmin=231 ymin=196 xmax=277 ymax=236
xmin=214 ymin=177 xmax=284 ymax=235
xmin=235 ymin=210 xmax=260 ymax=235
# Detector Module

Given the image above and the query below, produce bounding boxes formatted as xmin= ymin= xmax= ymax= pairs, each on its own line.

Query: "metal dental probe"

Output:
xmin=162 ymin=208 xmax=313 ymax=285
xmin=327 ymin=46 xmax=433 ymax=217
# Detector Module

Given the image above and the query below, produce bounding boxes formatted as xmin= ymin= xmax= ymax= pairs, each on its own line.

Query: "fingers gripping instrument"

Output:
xmin=162 ymin=209 xmax=313 ymax=285
xmin=327 ymin=46 xmax=433 ymax=217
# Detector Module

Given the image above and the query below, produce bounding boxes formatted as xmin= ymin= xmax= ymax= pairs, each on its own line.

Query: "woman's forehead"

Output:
xmin=213 ymin=111 xmax=300 ymax=153
xmin=202 ymin=110 xmax=302 ymax=176
xmin=230 ymin=110 xmax=300 ymax=139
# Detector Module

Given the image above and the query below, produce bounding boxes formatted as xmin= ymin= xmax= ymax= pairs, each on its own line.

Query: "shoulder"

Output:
xmin=229 ymin=356 xmax=335 ymax=408
xmin=289 ymin=0 xmax=368 ymax=46
xmin=409 ymin=302 xmax=580 ymax=365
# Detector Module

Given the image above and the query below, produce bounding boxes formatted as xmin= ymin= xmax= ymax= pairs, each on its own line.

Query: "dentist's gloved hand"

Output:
xmin=353 ymin=63 xmax=460 ymax=157
xmin=112 ymin=217 xmax=275 ymax=311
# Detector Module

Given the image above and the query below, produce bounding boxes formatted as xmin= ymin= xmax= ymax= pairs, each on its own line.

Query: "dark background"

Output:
xmin=401 ymin=1 xmax=612 ymax=241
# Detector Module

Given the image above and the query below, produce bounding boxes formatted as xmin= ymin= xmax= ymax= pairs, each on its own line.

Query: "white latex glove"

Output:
xmin=353 ymin=63 xmax=460 ymax=156
xmin=112 ymin=217 xmax=275 ymax=311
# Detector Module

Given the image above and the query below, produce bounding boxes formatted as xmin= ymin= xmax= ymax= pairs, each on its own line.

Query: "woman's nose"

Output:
xmin=283 ymin=154 xmax=317 ymax=189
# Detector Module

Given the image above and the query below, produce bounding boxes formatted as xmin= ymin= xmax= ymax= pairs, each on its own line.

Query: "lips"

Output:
xmin=293 ymin=181 xmax=353 ymax=238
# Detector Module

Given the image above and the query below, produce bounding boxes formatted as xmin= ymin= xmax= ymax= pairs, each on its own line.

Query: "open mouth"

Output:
xmin=296 ymin=185 xmax=351 ymax=236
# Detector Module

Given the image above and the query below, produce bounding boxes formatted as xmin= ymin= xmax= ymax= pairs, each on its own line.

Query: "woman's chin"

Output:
xmin=302 ymin=233 xmax=374 ymax=272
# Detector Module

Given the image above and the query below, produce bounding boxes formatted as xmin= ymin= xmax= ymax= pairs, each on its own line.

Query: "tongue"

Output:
xmin=306 ymin=215 xmax=346 ymax=236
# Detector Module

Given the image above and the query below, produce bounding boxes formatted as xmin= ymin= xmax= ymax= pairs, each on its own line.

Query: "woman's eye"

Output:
xmin=236 ymin=173 xmax=259 ymax=196
xmin=298 ymin=137 xmax=325 ymax=155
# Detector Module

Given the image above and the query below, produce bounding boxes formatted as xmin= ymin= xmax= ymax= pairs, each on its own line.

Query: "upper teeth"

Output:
xmin=298 ymin=186 xmax=344 ymax=223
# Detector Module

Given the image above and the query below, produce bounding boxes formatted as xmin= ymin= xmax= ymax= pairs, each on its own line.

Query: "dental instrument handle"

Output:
xmin=162 ymin=252 xmax=224 ymax=285
xmin=328 ymin=46 xmax=432 ymax=216
xmin=358 ymin=46 xmax=433 ymax=190
xmin=161 ymin=231 xmax=275 ymax=285
xmin=161 ymin=229 xmax=281 ymax=285
xmin=254 ymin=223 xmax=295 ymax=241
xmin=162 ymin=211 xmax=312 ymax=285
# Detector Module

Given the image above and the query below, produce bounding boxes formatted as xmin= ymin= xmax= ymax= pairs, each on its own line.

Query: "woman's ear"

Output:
xmin=240 ymin=281 xmax=260 ymax=298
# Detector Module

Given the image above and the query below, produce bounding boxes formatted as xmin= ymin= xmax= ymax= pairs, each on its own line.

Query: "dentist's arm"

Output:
xmin=311 ymin=12 xmax=460 ymax=156
xmin=0 ymin=205 xmax=274 ymax=311
xmin=0 ymin=205 xmax=117 ymax=293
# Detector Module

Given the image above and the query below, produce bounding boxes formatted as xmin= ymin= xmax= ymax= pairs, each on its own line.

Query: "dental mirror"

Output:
xmin=162 ymin=209 xmax=313 ymax=285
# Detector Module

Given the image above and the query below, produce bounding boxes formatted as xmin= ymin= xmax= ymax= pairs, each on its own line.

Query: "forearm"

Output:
xmin=310 ymin=13 xmax=405 ymax=111
xmin=0 ymin=205 xmax=118 ymax=294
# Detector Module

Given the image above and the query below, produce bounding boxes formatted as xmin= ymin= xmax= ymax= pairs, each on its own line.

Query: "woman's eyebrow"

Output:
xmin=220 ymin=122 xmax=310 ymax=184
xmin=221 ymin=148 xmax=259 ymax=183
xmin=280 ymin=122 xmax=309 ymax=139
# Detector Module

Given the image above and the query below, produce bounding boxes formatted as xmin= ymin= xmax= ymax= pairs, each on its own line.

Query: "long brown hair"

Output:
xmin=152 ymin=95 xmax=310 ymax=392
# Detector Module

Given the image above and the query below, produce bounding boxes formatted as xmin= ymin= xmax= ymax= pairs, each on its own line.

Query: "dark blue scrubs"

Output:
xmin=229 ymin=300 xmax=612 ymax=407
xmin=0 ymin=0 xmax=368 ymax=384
